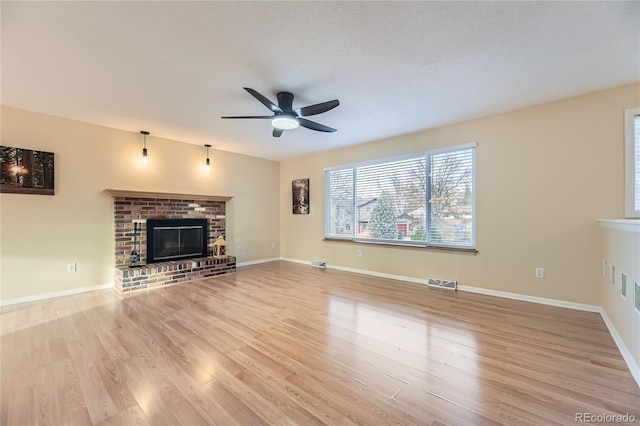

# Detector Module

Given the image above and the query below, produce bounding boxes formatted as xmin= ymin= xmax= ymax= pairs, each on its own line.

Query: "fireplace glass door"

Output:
xmin=146 ymin=218 xmax=208 ymax=263
xmin=154 ymin=226 xmax=203 ymax=260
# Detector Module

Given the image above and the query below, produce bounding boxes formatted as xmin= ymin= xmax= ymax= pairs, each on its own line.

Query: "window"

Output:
xmin=325 ymin=143 xmax=475 ymax=249
xmin=625 ymin=107 xmax=640 ymax=217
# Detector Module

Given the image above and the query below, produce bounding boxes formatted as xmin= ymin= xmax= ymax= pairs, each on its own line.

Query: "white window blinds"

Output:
xmin=625 ymin=108 xmax=640 ymax=217
xmin=429 ymin=148 xmax=474 ymax=246
xmin=326 ymin=168 xmax=354 ymax=238
xmin=634 ymin=114 xmax=640 ymax=211
xmin=325 ymin=144 xmax=475 ymax=248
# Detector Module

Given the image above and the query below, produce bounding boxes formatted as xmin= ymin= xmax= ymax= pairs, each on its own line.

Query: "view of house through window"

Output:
xmin=325 ymin=144 xmax=475 ymax=248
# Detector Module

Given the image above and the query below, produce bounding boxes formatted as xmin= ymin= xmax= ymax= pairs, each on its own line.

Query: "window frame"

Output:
xmin=624 ymin=107 xmax=640 ymax=218
xmin=324 ymin=142 xmax=476 ymax=250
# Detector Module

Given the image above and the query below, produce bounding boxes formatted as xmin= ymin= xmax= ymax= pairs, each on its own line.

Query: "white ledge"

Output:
xmin=598 ymin=219 xmax=640 ymax=233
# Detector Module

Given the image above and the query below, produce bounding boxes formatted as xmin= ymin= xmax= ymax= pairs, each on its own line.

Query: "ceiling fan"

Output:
xmin=221 ymin=87 xmax=339 ymax=137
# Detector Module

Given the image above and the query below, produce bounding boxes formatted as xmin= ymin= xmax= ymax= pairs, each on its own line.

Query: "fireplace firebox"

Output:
xmin=146 ymin=218 xmax=208 ymax=263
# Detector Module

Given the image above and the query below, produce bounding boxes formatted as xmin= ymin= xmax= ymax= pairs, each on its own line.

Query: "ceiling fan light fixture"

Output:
xmin=271 ymin=116 xmax=299 ymax=130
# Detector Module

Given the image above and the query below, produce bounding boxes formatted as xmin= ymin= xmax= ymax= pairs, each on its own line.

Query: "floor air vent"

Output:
xmin=311 ymin=260 xmax=327 ymax=269
xmin=427 ymin=278 xmax=457 ymax=290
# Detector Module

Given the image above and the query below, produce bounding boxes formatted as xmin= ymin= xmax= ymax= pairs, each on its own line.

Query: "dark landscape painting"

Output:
xmin=292 ymin=178 xmax=310 ymax=214
xmin=1 ymin=145 xmax=55 ymax=195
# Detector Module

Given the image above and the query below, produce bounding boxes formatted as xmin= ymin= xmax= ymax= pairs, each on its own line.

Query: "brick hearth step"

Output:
xmin=114 ymin=256 xmax=236 ymax=293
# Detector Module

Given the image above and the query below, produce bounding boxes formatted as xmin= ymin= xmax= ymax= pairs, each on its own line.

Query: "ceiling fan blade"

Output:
xmin=295 ymin=99 xmax=340 ymax=117
xmin=272 ymin=128 xmax=284 ymax=137
xmin=277 ymin=92 xmax=294 ymax=112
xmin=221 ymin=115 xmax=273 ymax=119
xmin=243 ymin=87 xmax=282 ymax=113
xmin=298 ymin=118 xmax=337 ymax=133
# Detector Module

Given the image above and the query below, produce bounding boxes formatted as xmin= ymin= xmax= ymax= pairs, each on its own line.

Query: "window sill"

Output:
xmin=322 ymin=237 xmax=478 ymax=254
xmin=598 ymin=219 xmax=640 ymax=234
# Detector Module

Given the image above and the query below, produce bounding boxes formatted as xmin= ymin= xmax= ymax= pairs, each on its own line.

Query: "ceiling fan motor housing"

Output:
xmin=276 ymin=92 xmax=295 ymax=112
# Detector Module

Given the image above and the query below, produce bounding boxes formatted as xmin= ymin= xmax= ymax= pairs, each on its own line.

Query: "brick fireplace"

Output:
xmin=104 ymin=189 xmax=236 ymax=293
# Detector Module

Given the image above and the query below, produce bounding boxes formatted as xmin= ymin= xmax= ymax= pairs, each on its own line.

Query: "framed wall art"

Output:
xmin=0 ymin=145 xmax=55 ymax=195
xmin=292 ymin=178 xmax=309 ymax=214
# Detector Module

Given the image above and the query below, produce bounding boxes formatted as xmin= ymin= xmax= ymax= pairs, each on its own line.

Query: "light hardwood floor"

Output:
xmin=1 ymin=261 xmax=638 ymax=425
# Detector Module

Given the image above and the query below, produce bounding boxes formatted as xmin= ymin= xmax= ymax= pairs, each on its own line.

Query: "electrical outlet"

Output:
xmin=237 ymin=246 xmax=244 ymax=254
xmin=357 ymin=249 xmax=362 ymax=257
xmin=67 ymin=263 xmax=77 ymax=272
xmin=535 ymin=267 xmax=544 ymax=278
xmin=271 ymin=242 xmax=276 ymax=249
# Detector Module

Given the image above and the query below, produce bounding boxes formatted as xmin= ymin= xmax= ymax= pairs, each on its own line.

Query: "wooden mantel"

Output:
xmin=103 ymin=189 xmax=233 ymax=202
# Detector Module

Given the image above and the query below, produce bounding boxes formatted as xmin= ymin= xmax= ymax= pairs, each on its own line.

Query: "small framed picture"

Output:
xmin=292 ymin=178 xmax=309 ymax=214
xmin=1 ymin=145 xmax=55 ymax=195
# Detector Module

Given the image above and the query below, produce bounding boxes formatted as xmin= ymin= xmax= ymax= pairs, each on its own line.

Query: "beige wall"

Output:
xmin=600 ymin=223 xmax=640 ymax=370
xmin=280 ymin=83 xmax=640 ymax=306
xmin=0 ymin=106 xmax=280 ymax=301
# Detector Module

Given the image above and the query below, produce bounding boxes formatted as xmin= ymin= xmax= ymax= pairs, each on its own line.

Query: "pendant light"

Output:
xmin=140 ymin=131 xmax=149 ymax=165
xmin=204 ymin=144 xmax=211 ymax=172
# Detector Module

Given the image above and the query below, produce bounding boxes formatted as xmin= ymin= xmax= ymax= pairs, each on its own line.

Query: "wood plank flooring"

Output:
xmin=1 ymin=261 xmax=638 ymax=425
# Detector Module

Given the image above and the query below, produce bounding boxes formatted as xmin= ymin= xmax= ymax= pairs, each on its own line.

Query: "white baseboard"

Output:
xmin=280 ymin=257 xmax=433 ymax=284
xmin=0 ymin=283 xmax=113 ymax=307
xmin=236 ymin=257 xmax=281 ymax=267
xmin=600 ymin=308 xmax=640 ymax=388
xmin=457 ymin=284 xmax=601 ymax=312
xmin=278 ymin=257 xmax=308 ymax=266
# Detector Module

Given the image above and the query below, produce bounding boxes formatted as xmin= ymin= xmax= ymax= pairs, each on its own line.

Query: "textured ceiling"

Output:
xmin=2 ymin=1 xmax=639 ymax=161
